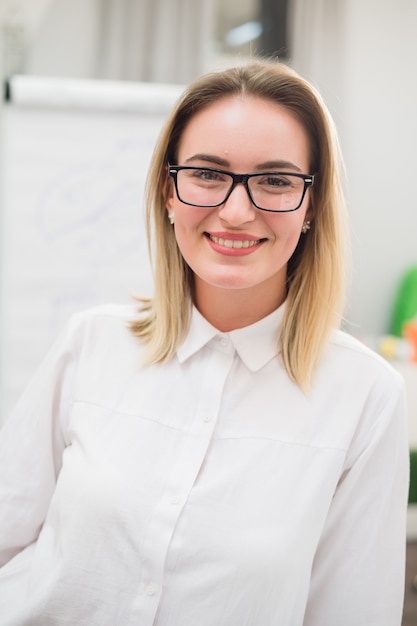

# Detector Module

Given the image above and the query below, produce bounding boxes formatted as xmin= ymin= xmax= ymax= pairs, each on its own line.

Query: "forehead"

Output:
xmin=176 ymin=95 xmax=311 ymax=171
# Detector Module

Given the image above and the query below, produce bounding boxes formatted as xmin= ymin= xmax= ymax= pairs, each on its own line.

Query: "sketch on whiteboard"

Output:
xmin=35 ymin=160 xmax=145 ymax=261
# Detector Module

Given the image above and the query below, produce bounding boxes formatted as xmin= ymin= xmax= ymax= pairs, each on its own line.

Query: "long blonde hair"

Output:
xmin=131 ymin=60 xmax=349 ymax=390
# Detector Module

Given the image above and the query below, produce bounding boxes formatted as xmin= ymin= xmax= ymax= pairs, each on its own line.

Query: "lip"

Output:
xmin=204 ymin=231 xmax=266 ymax=256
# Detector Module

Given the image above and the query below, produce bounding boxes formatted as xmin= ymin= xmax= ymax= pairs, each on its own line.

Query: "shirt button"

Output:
xmin=219 ymin=336 xmax=229 ymax=347
xmin=171 ymin=496 xmax=181 ymax=505
xmin=203 ymin=415 xmax=212 ymax=423
xmin=146 ymin=584 xmax=156 ymax=596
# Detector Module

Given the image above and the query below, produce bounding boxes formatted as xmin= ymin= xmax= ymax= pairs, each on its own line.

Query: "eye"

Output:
xmin=190 ymin=168 xmax=227 ymax=182
xmin=253 ymin=173 xmax=302 ymax=194
xmin=262 ymin=174 xmax=291 ymax=187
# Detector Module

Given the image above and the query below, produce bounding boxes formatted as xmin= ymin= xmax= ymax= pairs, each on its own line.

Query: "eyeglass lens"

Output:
xmin=175 ymin=168 xmax=307 ymax=212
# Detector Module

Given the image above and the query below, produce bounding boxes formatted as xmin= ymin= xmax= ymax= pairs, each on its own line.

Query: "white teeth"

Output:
xmin=209 ymin=235 xmax=260 ymax=248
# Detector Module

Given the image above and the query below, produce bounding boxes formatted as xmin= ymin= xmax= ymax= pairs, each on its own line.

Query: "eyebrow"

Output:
xmin=183 ymin=153 xmax=303 ymax=172
xmin=256 ymin=160 xmax=303 ymax=173
xmin=184 ymin=154 xmax=229 ymax=168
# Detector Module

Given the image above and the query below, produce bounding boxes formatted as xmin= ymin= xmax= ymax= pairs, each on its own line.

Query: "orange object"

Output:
xmin=404 ymin=321 xmax=417 ymax=363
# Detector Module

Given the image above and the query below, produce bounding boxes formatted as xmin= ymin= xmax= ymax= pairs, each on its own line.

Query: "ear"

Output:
xmin=164 ymin=175 xmax=175 ymax=213
xmin=305 ymin=207 xmax=315 ymax=224
xmin=305 ymin=195 xmax=315 ymax=224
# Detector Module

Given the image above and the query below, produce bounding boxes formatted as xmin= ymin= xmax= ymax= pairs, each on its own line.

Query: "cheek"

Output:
xmin=174 ymin=203 xmax=213 ymax=234
xmin=266 ymin=213 xmax=305 ymax=242
xmin=171 ymin=208 xmax=203 ymax=258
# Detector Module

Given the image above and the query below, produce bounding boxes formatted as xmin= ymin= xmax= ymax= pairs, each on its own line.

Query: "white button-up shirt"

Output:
xmin=0 ymin=303 xmax=409 ymax=625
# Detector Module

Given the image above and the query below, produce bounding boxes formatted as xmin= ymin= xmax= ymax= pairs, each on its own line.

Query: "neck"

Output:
xmin=193 ymin=280 xmax=286 ymax=332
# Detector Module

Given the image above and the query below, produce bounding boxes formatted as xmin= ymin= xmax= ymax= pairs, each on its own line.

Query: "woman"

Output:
xmin=0 ymin=61 xmax=409 ymax=625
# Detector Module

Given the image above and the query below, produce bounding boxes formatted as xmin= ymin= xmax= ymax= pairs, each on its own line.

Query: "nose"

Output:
xmin=217 ymin=181 xmax=256 ymax=226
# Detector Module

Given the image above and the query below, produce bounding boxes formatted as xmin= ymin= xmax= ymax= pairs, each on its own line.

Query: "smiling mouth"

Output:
xmin=206 ymin=234 xmax=264 ymax=249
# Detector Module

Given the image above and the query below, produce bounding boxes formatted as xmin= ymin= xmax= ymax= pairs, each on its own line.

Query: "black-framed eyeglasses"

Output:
xmin=168 ymin=165 xmax=314 ymax=213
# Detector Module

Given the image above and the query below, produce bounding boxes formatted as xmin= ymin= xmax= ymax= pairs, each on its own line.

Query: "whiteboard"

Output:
xmin=0 ymin=76 xmax=184 ymax=424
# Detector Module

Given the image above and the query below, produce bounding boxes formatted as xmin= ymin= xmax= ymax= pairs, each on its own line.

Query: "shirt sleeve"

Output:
xmin=0 ymin=316 xmax=80 ymax=566
xmin=304 ymin=373 xmax=409 ymax=626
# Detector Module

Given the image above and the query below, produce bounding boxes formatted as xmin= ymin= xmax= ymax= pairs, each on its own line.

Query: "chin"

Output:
xmin=198 ymin=271 xmax=260 ymax=291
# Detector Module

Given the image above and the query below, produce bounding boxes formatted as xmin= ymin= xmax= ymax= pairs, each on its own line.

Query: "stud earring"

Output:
xmin=301 ymin=220 xmax=311 ymax=234
xmin=168 ymin=212 xmax=175 ymax=225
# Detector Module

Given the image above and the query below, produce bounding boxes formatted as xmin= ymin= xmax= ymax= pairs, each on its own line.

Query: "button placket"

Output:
xmin=131 ymin=346 xmax=235 ymax=625
xmin=145 ymin=584 xmax=156 ymax=597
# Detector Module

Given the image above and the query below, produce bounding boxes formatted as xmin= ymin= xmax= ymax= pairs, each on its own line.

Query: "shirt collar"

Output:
xmin=177 ymin=303 xmax=285 ymax=372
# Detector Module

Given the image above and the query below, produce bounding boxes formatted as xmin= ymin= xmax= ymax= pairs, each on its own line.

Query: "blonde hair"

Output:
xmin=131 ymin=60 xmax=349 ymax=390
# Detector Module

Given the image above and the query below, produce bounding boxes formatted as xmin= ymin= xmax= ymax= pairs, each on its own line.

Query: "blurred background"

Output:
xmin=0 ymin=1 xmax=416 ymax=621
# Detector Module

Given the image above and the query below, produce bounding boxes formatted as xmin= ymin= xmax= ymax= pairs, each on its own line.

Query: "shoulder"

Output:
xmin=69 ymin=302 xmax=139 ymax=325
xmin=328 ymin=328 xmax=401 ymax=374
xmin=61 ymin=303 xmax=144 ymax=356
xmin=322 ymin=328 xmax=405 ymax=396
xmin=302 ymin=329 xmax=407 ymax=455
xmin=67 ymin=302 xmax=140 ymax=333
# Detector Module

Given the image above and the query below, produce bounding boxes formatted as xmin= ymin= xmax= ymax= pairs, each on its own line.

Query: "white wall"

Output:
xmin=290 ymin=0 xmax=417 ymax=338
xmin=341 ymin=0 xmax=417 ymax=336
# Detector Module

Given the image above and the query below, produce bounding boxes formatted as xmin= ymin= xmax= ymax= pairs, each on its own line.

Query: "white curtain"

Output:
xmin=97 ymin=0 xmax=215 ymax=84
xmin=287 ymin=0 xmax=347 ymax=108
xmin=1 ymin=0 xmax=214 ymax=84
